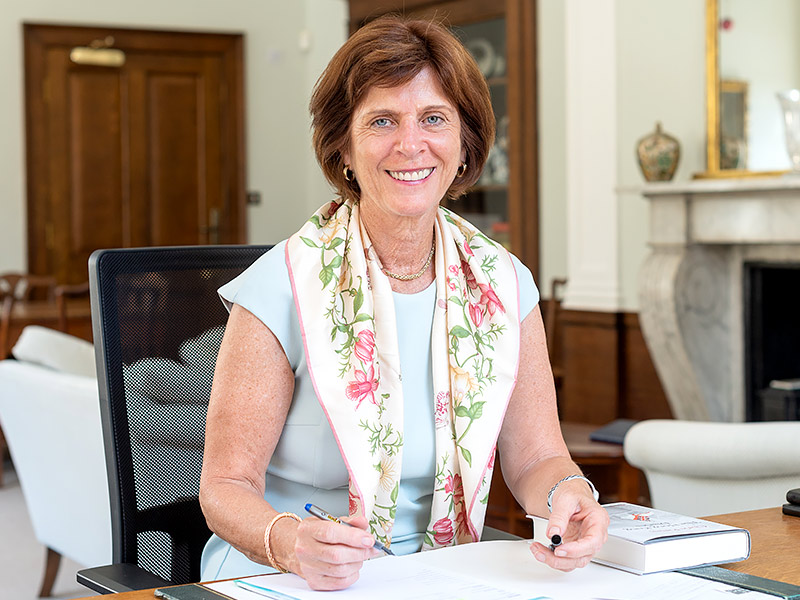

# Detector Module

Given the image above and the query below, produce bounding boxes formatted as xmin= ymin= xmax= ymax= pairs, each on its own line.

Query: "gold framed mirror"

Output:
xmin=702 ymin=0 xmax=790 ymax=178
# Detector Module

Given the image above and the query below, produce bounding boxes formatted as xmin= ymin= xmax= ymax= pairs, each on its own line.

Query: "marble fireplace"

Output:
xmin=639 ymin=177 xmax=800 ymax=422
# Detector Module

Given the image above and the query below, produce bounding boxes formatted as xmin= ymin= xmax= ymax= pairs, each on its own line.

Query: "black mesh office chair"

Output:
xmin=78 ymin=245 xmax=271 ymax=594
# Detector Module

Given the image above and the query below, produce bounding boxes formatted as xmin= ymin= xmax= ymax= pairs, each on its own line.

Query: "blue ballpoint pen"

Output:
xmin=304 ymin=503 xmax=395 ymax=556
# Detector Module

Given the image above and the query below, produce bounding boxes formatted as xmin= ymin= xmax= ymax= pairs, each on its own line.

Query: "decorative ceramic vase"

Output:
xmin=776 ymin=90 xmax=800 ymax=173
xmin=636 ymin=122 xmax=680 ymax=181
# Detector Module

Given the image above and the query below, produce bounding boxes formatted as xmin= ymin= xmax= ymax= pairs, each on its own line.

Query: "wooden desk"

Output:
xmin=707 ymin=507 xmax=800 ymax=585
xmin=70 ymin=507 xmax=800 ymax=599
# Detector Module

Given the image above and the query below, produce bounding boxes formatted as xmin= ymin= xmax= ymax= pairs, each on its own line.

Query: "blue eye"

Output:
xmin=373 ymin=118 xmax=391 ymax=127
xmin=425 ymin=115 xmax=443 ymax=125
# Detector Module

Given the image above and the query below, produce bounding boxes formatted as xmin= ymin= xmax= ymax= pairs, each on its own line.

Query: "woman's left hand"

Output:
xmin=529 ymin=479 xmax=609 ymax=571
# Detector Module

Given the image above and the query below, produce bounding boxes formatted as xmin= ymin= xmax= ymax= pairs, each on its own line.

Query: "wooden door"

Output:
xmin=24 ymin=24 xmax=246 ymax=284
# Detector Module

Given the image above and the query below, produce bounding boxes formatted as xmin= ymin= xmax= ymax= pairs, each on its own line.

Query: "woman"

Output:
xmin=199 ymin=15 xmax=608 ymax=591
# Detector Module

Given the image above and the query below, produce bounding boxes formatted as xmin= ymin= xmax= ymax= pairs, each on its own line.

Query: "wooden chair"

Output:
xmin=0 ymin=273 xmax=58 ymax=359
xmin=55 ymin=282 xmax=91 ymax=333
xmin=0 ymin=273 xmax=58 ymax=300
xmin=544 ymin=278 xmax=567 ymax=393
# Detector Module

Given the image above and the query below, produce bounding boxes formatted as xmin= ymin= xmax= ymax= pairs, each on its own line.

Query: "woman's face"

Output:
xmin=345 ymin=67 xmax=464 ymax=224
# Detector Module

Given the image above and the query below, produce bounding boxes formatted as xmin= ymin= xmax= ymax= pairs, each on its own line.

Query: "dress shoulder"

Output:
xmin=217 ymin=240 xmax=301 ymax=365
xmin=508 ymin=253 xmax=539 ymax=322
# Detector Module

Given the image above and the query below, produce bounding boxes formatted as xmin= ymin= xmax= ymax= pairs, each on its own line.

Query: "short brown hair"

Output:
xmin=310 ymin=15 xmax=495 ymax=202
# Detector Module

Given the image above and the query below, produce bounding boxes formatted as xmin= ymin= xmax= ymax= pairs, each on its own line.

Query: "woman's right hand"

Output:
xmin=291 ymin=514 xmax=381 ymax=590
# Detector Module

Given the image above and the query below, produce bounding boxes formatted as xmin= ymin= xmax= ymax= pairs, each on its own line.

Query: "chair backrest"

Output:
xmin=624 ymin=419 xmax=800 ymax=517
xmin=544 ymin=278 xmax=567 ymax=362
xmin=0 ymin=272 xmax=57 ymax=301
xmin=89 ymin=245 xmax=270 ymax=585
xmin=55 ymin=281 xmax=91 ymax=332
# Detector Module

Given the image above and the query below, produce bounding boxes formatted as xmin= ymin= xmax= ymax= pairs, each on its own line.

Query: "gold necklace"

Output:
xmin=382 ymin=239 xmax=435 ymax=281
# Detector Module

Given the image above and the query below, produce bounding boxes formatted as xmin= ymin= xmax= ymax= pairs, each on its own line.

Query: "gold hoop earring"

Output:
xmin=456 ymin=162 xmax=467 ymax=178
xmin=343 ymin=165 xmax=354 ymax=182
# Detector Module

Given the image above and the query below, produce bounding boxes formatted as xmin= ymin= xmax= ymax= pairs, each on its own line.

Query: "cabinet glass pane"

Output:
xmin=451 ymin=18 xmax=510 ymax=250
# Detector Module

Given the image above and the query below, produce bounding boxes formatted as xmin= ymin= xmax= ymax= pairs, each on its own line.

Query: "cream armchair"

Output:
xmin=0 ymin=326 xmax=111 ymax=596
xmin=623 ymin=419 xmax=800 ymax=517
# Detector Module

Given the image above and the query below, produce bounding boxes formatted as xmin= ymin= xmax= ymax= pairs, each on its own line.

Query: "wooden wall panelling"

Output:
xmin=560 ymin=310 xmax=622 ymax=424
xmin=620 ymin=313 xmax=673 ymax=421
xmin=558 ymin=309 xmax=672 ymax=424
xmin=555 ymin=310 xmax=668 ymax=506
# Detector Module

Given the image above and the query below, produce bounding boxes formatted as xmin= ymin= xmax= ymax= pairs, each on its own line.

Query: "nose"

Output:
xmin=396 ymin=119 xmax=424 ymax=157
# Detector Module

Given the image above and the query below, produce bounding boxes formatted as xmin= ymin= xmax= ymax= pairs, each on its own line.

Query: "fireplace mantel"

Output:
xmin=641 ymin=177 xmax=800 ymax=246
xmin=638 ymin=177 xmax=800 ymax=422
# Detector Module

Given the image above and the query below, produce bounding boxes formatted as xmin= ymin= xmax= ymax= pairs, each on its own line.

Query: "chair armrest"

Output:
xmin=0 ymin=360 xmax=111 ymax=567
xmin=77 ymin=563 xmax=170 ymax=594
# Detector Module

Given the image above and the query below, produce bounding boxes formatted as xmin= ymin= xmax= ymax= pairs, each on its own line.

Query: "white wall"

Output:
xmin=0 ymin=0 xmax=347 ymax=272
xmin=2 ymin=0 xmax=710 ymax=314
xmin=303 ymin=0 xmax=347 ymax=215
xmin=615 ymin=0 xmax=706 ymax=311
xmin=538 ymin=0 xmax=706 ymax=311
xmin=536 ymin=1 xmax=568 ymax=295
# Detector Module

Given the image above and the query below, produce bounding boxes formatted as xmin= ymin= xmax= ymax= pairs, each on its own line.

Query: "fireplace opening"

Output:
xmin=744 ymin=262 xmax=800 ymax=421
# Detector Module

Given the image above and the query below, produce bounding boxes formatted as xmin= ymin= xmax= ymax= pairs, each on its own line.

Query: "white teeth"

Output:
xmin=388 ymin=168 xmax=434 ymax=181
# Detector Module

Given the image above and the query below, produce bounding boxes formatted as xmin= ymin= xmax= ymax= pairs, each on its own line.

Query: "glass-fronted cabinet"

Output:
xmin=348 ymin=0 xmax=539 ymax=281
xmin=349 ymin=0 xmax=539 ymax=537
xmin=452 ymin=18 xmax=510 ymax=249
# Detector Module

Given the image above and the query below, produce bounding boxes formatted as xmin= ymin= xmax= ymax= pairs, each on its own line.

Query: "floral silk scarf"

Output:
xmin=285 ymin=199 xmax=520 ymax=550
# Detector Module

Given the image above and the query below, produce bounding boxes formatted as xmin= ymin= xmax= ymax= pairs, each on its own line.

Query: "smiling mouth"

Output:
xmin=387 ymin=167 xmax=434 ymax=182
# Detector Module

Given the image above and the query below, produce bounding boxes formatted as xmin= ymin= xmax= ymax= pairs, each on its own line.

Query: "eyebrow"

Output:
xmin=359 ymin=105 xmax=457 ymax=119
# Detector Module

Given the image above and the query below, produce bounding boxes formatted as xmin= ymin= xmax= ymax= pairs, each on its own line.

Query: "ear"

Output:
xmin=342 ymin=149 xmax=351 ymax=166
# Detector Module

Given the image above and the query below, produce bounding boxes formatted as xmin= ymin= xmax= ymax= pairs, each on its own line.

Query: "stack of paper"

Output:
xmin=204 ymin=540 xmax=777 ymax=600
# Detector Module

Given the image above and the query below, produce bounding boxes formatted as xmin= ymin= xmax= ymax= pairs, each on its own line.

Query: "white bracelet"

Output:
xmin=547 ymin=474 xmax=599 ymax=512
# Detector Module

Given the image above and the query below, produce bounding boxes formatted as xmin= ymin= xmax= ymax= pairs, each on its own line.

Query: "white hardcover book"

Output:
xmin=769 ymin=378 xmax=800 ymax=390
xmin=529 ymin=502 xmax=751 ymax=575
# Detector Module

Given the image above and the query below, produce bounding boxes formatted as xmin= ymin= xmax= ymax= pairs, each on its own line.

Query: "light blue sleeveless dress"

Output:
xmin=200 ymin=239 xmax=539 ymax=580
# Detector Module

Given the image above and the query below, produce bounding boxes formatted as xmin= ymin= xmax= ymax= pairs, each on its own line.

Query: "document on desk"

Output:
xmin=206 ymin=540 xmax=777 ymax=600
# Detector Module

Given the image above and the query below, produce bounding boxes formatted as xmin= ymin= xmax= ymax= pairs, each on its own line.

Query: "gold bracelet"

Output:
xmin=264 ymin=511 xmax=301 ymax=573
